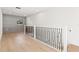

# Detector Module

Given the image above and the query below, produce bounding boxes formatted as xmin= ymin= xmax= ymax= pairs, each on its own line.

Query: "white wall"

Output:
xmin=26 ymin=7 xmax=79 ymax=46
xmin=26 ymin=17 xmax=33 ymax=26
xmin=0 ymin=8 xmax=2 ymax=40
xmin=3 ymin=14 xmax=26 ymax=32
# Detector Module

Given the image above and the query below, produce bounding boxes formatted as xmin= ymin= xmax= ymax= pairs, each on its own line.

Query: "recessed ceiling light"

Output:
xmin=16 ymin=7 xmax=21 ymax=9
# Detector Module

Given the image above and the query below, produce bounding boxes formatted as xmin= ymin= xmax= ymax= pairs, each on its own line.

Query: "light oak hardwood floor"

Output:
xmin=68 ymin=44 xmax=79 ymax=52
xmin=0 ymin=32 xmax=57 ymax=52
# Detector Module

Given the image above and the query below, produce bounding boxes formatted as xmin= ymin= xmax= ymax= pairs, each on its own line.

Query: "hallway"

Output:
xmin=0 ymin=32 xmax=57 ymax=52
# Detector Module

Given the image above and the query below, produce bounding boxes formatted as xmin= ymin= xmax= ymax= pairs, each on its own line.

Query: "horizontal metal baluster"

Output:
xmin=46 ymin=28 xmax=48 ymax=43
xmin=37 ymin=28 xmax=39 ymax=39
xmin=60 ymin=28 xmax=62 ymax=51
xmin=35 ymin=27 xmax=63 ymax=51
xmin=49 ymin=28 xmax=52 ymax=46
xmin=43 ymin=27 xmax=46 ymax=43
xmin=56 ymin=28 xmax=58 ymax=49
xmin=55 ymin=28 xmax=57 ymax=48
xmin=45 ymin=28 xmax=47 ymax=43
xmin=36 ymin=27 xmax=38 ymax=39
xmin=42 ymin=27 xmax=45 ymax=42
xmin=38 ymin=28 xmax=41 ymax=40
xmin=58 ymin=28 xmax=61 ymax=50
xmin=58 ymin=28 xmax=60 ymax=50
xmin=47 ymin=29 xmax=50 ymax=44
xmin=53 ymin=28 xmax=55 ymax=48
xmin=38 ymin=28 xmax=40 ymax=40
xmin=40 ymin=27 xmax=42 ymax=41
xmin=41 ymin=27 xmax=43 ymax=41
xmin=61 ymin=28 xmax=63 ymax=51
xmin=52 ymin=28 xmax=54 ymax=47
xmin=41 ymin=27 xmax=44 ymax=42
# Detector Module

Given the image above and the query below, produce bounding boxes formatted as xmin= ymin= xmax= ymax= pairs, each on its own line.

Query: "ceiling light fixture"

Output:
xmin=16 ymin=7 xmax=21 ymax=9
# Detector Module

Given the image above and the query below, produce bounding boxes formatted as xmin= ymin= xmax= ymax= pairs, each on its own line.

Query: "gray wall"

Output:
xmin=0 ymin=8 xmax=2 ymax=40
xmin=3 ymin=14 xmax=26 ymax=33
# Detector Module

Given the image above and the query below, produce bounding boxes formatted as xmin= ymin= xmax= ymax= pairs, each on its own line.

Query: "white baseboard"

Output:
xmin=68 ymin=42 xmax=79 ymax=47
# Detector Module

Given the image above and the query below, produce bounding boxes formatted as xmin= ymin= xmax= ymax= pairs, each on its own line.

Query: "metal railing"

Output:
xmin=36 ymin=27 xmax=63 ymax=51
xmin=24 ymin=26 xmax=64 ymax=51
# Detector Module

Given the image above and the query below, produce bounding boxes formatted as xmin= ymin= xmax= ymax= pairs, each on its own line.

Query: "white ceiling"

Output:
xmin=1 ymin=7 xmax=48 ymax=17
